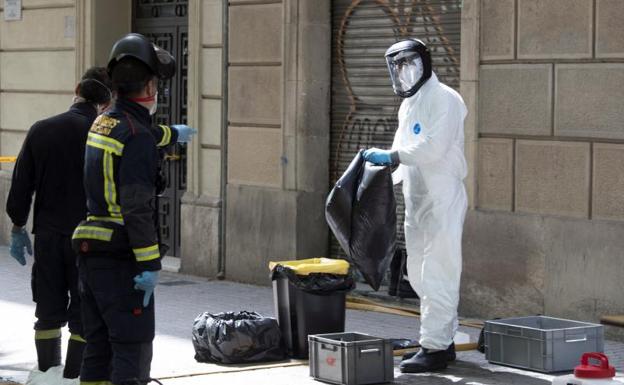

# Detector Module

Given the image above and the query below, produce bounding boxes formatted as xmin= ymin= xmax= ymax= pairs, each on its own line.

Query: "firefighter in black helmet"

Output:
xmin=73 ymin=33 xmax=196 ymax=385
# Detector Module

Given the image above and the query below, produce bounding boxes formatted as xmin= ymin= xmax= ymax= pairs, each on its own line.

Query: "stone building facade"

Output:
xmin=463 ymin=0 xmax=624 ymax=324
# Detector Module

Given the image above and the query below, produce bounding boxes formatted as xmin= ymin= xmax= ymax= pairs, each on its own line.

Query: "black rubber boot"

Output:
xmin=399 ymin=348 xmax=448 ymax=373
xmin=63 ymin=336 xmax=86 ymax=378
xmin=402 ymin=342 xmax=455 ymax=361
xmin=34 ymin=330 xmax=62 ymax=372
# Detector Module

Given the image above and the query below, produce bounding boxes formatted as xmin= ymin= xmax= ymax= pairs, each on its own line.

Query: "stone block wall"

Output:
xmin=477 ymin=0 xmax=624 ymax=221
xmin=0 ymin=1 xmax=77 ymax=171
xmin=223 ymin=0 xmax=331 ymax=285
xmin=462 ymin=0 xmax=624 ymax=323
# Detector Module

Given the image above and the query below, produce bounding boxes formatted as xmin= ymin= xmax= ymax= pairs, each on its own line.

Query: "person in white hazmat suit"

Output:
xmin=363 ymin=39 xmax=467 ymax=373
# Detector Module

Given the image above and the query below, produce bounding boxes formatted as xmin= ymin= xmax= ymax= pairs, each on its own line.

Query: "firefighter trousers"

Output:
xmin=78 ymin=256 xmax=154 ymax=385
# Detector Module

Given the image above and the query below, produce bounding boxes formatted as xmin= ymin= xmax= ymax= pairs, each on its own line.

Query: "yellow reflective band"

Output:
xmin=86 ymin=132 xmax=124 ymax=156
xmin=70 ymin=334 xmax=86 ymax=343
xmin=35 ymin=328 xmax=61 ymax=340
xmin=158 ymin=125 xmax=172 ymax=147
xmin=103 ymin=152 xmax=121 ymax=217
xmin=133 ymin=244 xmax=160 ymax=262
xmin=87 ymin=215 xmax=124 ymax=225
xmin=72 ymin=226 xmax=113 ymax=242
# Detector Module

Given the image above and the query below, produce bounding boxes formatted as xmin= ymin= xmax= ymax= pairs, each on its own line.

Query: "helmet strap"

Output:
xmin=130 ymin=94 xmax=156 ymax=103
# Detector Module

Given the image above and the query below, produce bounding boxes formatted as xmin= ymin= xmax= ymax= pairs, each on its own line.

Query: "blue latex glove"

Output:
xmin=133 ymin=271 xmax=160 ymax=307
xmin=10 ymin=227 xmax=32 ymax=266
xmin=363 ymin=147 xmax=394 ymax=165
xmin=171 ymin=124 xmax=198 ymax=143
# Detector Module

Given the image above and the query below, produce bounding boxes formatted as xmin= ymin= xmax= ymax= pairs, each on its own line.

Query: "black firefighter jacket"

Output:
xmin=7 ymin=103 xmax=98 ymax=235
xmin=75 ymin=98 xmax=177 ymax=271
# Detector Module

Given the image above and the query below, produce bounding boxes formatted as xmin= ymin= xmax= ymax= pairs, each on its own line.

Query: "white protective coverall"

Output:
xmin=391 ymin=72 xmax=468 ymax=350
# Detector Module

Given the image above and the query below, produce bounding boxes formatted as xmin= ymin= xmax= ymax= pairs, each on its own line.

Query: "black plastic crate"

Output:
xmin=309 ymin=332 xmax=393 ymax=385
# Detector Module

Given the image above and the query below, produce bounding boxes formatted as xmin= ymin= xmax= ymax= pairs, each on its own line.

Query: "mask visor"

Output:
xmin=386 ymin=52 xmax=423 ymax=94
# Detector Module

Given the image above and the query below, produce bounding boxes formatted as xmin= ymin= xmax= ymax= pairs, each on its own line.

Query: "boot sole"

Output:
xmin=399 ymin=362 xmax=448 ymax=373
xmin=402 ymin=351 xmax=455 ymax=362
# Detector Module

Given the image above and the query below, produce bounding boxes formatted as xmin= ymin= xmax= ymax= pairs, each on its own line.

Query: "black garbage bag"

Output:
xmin=270 ymin=264 xmax=355 ymax=295
xmin=192 ymin=311 xmax=286 ymax=364
xmin=325 ymin=150 xmax=397 ymax=291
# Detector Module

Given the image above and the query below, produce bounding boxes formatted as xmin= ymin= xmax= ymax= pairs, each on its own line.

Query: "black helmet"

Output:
xmin=107 ymin=33 xmax=176 ymax=79
xmin=385 ymin=39 xmax=432 ymax=98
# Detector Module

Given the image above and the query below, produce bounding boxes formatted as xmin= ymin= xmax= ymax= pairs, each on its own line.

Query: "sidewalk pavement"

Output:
xmin=1 ymin=248 xmax=624 ymax=384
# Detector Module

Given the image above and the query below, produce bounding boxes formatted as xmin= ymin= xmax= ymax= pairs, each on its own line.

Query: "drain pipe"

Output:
xmin=217 ymin=0 xmax=229 ymax=280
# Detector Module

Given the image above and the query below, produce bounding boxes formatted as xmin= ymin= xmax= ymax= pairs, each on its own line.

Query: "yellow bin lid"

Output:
xmin=269 ymin=258 xmax=350 ymax=276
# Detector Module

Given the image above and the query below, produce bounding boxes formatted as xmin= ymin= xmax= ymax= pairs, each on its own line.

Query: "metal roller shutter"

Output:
xmin=330 ymin=0 xmax=462 ymax=266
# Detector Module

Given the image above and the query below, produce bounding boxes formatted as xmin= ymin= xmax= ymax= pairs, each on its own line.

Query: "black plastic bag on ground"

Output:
xmin=270 ymin=265 xmax=355 ymax=294
xmin=325 ymin=150 xmax=397 ymax=291
xmin=192 ymin=311 xmax=286 ymax=364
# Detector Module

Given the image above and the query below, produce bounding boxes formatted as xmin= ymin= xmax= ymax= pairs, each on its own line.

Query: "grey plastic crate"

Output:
xmin=485 ymin=316 xmax=604 ymax=373
xmin=309 ymin=333 xmax=394 ymax=385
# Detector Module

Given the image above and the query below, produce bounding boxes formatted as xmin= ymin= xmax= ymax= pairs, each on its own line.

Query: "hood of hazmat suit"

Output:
xmin=325 ymin=151 xmax=397 ymax=291
xmin=391 ymin=71 xmax=468 ymax=350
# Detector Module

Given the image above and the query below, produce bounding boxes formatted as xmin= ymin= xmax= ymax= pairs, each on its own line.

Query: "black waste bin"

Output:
xmin=270 ymin=258 xmax=354 ymax=358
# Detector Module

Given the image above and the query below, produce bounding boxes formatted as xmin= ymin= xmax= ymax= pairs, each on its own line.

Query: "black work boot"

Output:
xmin=399 ymin=348 xmax=448 ymax=373
xmin=402 ymin=342 xmax=455 ymax=362
xmin=63 ymin=335 xmax=86 ymax=378
xmin=34 ymin=329 xmax=62 ymax=371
